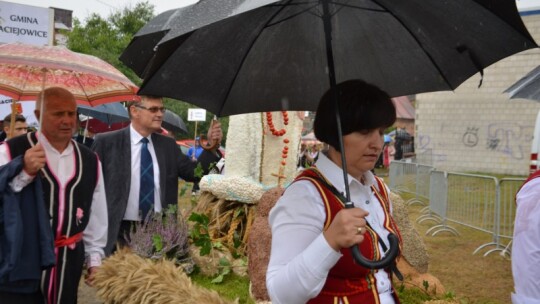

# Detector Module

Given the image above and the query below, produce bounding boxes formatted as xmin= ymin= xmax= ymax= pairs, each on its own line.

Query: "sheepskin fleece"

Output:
xmin=93 ymin=249 xmax=237 ymax=304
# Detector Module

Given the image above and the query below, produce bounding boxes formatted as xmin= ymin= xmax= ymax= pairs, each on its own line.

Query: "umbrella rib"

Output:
xmin=368 ymin=0 xmax=455 ymax=90
xmin=73 ymin=71 xmax=92 ymax=106
xmin=265 ymin=2 xmax=320 ymax=27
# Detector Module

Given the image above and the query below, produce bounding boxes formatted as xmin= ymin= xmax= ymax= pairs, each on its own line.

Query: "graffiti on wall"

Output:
xmin=485 ymin=122 xmax=533 ymax=160
xmin=417 ymin=122 xmax=533 ymax=162
xmin=462 ymin=127 xmax=479 ymax=147
xmin=416 ymin=133 xmax=447 ymax=162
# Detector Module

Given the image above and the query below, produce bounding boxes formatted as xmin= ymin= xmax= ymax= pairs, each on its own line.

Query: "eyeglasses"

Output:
xmin=134 ymin=104 xmax=166 ymax=113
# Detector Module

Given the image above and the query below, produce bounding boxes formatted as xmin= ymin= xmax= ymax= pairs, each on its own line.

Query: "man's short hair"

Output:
xmin=35 ymin=87 xmax=76 ymax=112
xmin=127 ymin=95 xmax=161 ymax=118
xmin=3 ymin=113 xmax=26 ymax=126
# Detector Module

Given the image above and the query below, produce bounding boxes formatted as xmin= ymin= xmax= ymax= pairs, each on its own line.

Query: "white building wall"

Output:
xmin=415 ymin=14 xmax=540 ymax=176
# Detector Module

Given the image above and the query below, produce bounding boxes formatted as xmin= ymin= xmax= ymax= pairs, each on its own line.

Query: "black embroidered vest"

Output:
xmin=6 ymin=132 xmax=98 ymax=235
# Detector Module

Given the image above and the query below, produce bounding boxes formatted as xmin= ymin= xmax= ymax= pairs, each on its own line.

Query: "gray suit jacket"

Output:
xmin=92 ymin=127 xmax=220 ymax=255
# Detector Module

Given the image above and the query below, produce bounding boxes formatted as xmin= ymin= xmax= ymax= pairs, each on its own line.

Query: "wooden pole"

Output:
xmin=8 ymin=100 xmax=17 ymax=139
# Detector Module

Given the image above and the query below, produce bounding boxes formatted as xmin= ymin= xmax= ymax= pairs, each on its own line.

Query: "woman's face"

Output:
xmin=334 ymin=127 xmax=385 ymax=179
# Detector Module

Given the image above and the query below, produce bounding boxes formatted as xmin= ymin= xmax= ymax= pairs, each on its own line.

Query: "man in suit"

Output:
xmin=92 ymin=95 xmax=222 ymax=255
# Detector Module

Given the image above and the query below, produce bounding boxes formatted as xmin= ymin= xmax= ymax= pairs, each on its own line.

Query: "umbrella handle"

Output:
xmin=201 ymin=117 xmax=220 ymax=151
xmin=345 ymin=202 xmax=399 ymax=269
xmin=350 ymin=233 xmax=400 ymax=269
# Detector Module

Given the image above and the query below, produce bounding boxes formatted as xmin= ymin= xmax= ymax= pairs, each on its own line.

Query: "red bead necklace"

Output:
xmin=266 ymin=111 xmax=289 ymax=137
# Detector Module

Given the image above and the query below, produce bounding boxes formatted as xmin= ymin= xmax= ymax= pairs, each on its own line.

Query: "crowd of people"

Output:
xmin=0 ymin=88 xmax=223 ymax=304
xmin=0 ymin=82 xmax=537 ymax=304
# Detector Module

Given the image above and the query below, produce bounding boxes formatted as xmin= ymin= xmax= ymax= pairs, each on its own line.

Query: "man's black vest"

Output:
xmin=6 ymin=132 xmax=98 ymax=234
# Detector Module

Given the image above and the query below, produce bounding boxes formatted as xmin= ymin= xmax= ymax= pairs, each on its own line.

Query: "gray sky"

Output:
xmin=6 ymin=0 xmax=198 ymax=20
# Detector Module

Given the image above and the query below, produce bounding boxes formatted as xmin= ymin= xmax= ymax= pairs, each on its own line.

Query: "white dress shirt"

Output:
xmin=0 ymin=132 xmax=108 ymax=267
xmin=266 ymin=153 xmax=395 ymax=304
xmin=512 ymin=177 xmax=540 ymax=304
xmin=124 ymin=125 xmax=162 ymax=221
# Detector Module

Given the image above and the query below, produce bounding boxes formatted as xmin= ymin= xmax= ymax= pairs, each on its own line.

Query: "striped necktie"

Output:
xmin=139 ymin=137 xmax=154 ymax=220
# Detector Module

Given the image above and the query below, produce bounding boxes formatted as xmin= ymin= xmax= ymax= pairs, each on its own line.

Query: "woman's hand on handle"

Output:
xmin=323 ymin=207 xmax=369 ymax=252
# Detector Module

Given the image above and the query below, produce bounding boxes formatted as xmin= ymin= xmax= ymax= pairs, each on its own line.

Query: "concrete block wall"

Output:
xmin=415 ymin=14 xmax=540 ymax=176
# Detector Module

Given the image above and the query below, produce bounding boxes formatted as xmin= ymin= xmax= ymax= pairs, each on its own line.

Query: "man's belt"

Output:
xmin=55 ymin=232 xmax=83 ymax=249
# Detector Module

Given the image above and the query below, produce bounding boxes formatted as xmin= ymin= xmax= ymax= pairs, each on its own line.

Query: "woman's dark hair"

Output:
xmin=314 ymin=79 xmax=396 ymax=151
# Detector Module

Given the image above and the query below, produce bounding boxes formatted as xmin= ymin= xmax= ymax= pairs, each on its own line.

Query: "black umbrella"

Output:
xmin=162 ymin=109 xmax=188 ymax=133
xmin=120 ymin=1 xmax=275 ymax=78
xmin=504 ymin=65 xmax=540 ymax=102
xmin=131 ymin=0 xmax=537 ymax=268
xmin=136 ymin=0 xmax=537 ymax=117
xmin=78 ymin=102 xmax=129 ymax=125
xmin=119 ymin=8 xmax=180 ymax=78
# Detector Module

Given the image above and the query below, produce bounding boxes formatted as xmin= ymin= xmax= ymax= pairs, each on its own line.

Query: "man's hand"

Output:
xmin=23 ymin=143 xmax=46 ymax=175
xmin=206 ymin=119 xmax=223 ymax=150
xmin=84 ymin=266 xmax=98 ymax=286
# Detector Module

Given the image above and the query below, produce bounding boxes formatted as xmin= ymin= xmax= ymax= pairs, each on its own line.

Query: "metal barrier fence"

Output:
xmin=389 ymin=161 xmax=526 ymax=257
xmin=476 ymin=178 xmax=524 ymax=257
xmin=419 ymin=170 xmax=460 ymax=236
xmin=389 ymin=161 xmax=431 ymax=206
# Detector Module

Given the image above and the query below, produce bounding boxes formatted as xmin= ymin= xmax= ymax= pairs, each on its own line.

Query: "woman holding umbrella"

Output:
xmin=266 ymin=80 xmax=402 ymax=304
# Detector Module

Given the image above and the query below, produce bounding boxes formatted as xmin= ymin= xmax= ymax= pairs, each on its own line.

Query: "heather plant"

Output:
xmin=127 ymin=205 xmax=193 ymax=272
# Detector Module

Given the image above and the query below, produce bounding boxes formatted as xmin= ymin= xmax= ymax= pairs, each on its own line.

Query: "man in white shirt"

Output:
xmin=0 ymin=87 xmax=107 ymax=304
xmin=512 ymin=171 xmax=540 ymax=304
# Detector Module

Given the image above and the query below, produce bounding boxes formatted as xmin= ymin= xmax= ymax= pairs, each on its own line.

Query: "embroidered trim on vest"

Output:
xmin=296 ymin=175 xmax=335 ymax=230
xmin=371 ymin=176 xmax=403 ymax=252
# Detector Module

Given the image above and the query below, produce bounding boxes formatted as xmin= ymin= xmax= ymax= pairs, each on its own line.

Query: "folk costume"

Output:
xmin=0 ymin=132 xmax=107 ymax=304
xmin=512 ymin=170 xmax=540 ymax=304
xmin=267 ymin=153 xmax=402 ymax=304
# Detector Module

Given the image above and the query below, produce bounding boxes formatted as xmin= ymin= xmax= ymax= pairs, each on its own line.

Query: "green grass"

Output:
xmin=189 ymin=270 xmax=457 ymax=304
xmin=190 ymin=272 xmax=255 ymax=304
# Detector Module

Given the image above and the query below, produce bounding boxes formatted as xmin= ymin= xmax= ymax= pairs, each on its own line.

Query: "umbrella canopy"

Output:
xmin=0 ymin=43 xmax=139 ymax=106
xmin=128 ymin=0 xmax=537 ymax=269
xmin=119 ymin=8 xmax=181 ymax=78
xmin=162 ymin=109 xmax=188 ymax=133
xmin=135 ymin=0 xmax=537 ymax=117
xmin=120 ymin=1 xmax=276 ymax=79
xmin=505 ymin=65 xmax=540 ymax=101
xmin=79 ymin=118 xmax=129 ymax=134
xmin=78 ymin=102 xmax=129 ymax=125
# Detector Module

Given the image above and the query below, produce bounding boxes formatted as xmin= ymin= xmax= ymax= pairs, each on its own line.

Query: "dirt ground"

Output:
xmin=78 ymin=180 xmax=513 ymax=303
xmin=407 ymin=203 xmax=513 ymax=303
xmin=78 ymin=280 xmax=100 ymax=304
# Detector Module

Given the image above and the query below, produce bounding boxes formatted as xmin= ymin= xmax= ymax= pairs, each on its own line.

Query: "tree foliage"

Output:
xmin=65 ymin=1 xmax=228 ymax=141
xmin=65 ymin=2 xmax=155 ymax=85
